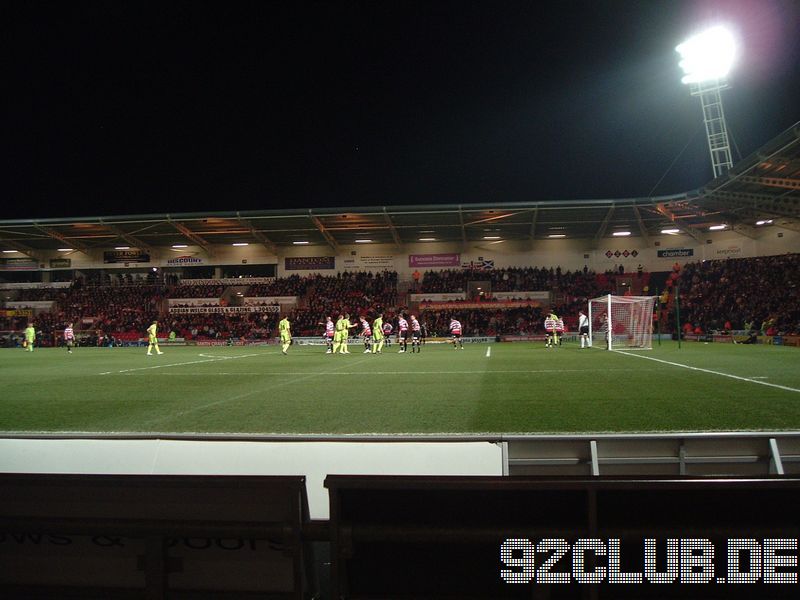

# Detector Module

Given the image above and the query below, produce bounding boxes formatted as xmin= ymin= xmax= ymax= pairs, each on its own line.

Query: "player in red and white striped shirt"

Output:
xmin=449 ymin=317 xmax=464 ymax=349
xmin=382 ymin=321 xmax=393 ymax=347
xmin=409 ymin=315 xmax=422 ymax=353
xmin=320 ymin=316 xmax=335 ymax=353
xmin=544 ymin=313 xmax=558 ymax=348
xmin=359 ymin=316 xmax=372 ymax=353
xmin=64 ymin=322 xmax=75 ymax=354
xmin=397 ymin=315 xmax=409 ymax=353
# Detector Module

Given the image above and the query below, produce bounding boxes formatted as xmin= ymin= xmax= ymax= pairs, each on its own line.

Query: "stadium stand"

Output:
xmin=675 ymin=253 xmax=800 ymax=335
xmin=3 ymin=255 xmax=799 ymax=343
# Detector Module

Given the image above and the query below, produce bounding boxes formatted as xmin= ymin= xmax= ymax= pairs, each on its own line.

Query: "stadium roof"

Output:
xmin=1 ymin=122 xmax=798 ymax=255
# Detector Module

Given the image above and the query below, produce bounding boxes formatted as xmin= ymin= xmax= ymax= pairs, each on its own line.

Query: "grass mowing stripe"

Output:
xmin=100 ymin=352 xmax=264 ymax=375
xmin=615 ymin=350 xmax=800 ymax=394
xmin=122 ymin=368 xmax=660 ymax=376
xmin=139 ymin=356 xmax=376 ymax=428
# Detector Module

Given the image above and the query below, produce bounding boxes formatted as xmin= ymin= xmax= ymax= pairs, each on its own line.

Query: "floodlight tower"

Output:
xmin=676 ymin=26 xmax=737 ymax=178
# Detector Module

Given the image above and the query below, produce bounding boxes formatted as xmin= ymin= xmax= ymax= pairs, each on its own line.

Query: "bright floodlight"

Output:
xmin=676 ymin=26 xmax=736 ymax=84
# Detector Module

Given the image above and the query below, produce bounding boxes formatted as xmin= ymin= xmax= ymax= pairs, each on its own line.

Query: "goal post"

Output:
xmin=588 ymin=294 xmax=656 ymax=350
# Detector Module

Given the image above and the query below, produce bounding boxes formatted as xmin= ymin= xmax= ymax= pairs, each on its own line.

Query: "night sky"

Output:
xmin=5 ymin=0 xmax=799 ymax=220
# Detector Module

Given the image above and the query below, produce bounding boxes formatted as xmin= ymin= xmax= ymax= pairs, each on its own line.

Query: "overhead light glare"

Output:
xmin=709 ymin=224 xmax=726 ymax=231
xmin=115 ymin=246 xmax=130 ymax=250
xmin=661 ymin=228 xmax=681 ymax=235
xmin=612 ymin=231 xmax=631 ymax=237
xmin=418 ymin=237 xmax=436 ymax=242
xmin=57 ymin=248 xmax=73 ymax=252
xmin=548 ymin=234 xmax=566 ymax=238
xmin=292 ymin=241 xmax=310 ymax=245
xmin=755 ymin=219 xmax=773 ymax=226
xmin=676 ymin=26 xmax=737 ymax=84
xmin=232 ymin=242 xmax=249 ymax=246
xmin=172 ymin=244 xmax=188 ymax=248
xmin=2 ymin=250 xmax=19 ymax=254
xmin=355 ymin=239 xmax=372 ymax=244
xmin=482 ymin=236 xmax=501 ymax=240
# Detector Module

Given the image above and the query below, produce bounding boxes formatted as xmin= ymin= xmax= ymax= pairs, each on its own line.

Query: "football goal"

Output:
xmin=588 ymin=294 xmax=656 ymax=350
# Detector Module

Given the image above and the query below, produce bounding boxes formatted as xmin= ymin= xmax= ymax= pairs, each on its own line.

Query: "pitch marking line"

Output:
xmin=99 ymin=352 xmax=263 ymax=375
xmin=126 ymin=368 xmax=658 ymax=376
xmin=486 ymin=346 xmax=491 ymax=358
xmin=615 ymin=351 xmax=800 ymax=394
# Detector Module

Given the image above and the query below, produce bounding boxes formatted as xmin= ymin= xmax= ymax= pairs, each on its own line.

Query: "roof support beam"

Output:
xmin=168 ymin=219 xmax=212 ymax=254
xmin=529 ymin=207 xmax=538 ymax=240
xmin=238 ymin=215 xmax=277 ymax=255
xmin=309 ymin=213 xmax=339 ymax=251
xmin=592 ymin=205 xmax=615 ymax=247
xmin=33 ymin=224 xmax=91 ymax=254
xmin=100 ymin=220 xmax=153 ymax=253
xmin=458 ymin=206 xmax=466 ymax=244
xmin=738 ymin=175 xmax=800 ymax=191
xmin=0 ymin=236 xmax=39 ymax=260
xmin=632 ymin=206 xmax=650 ymax=246
xmin=382 ymin=208 xmax=402 ymax=249
xmin=704 ymin=190 xmax=800 ymax=220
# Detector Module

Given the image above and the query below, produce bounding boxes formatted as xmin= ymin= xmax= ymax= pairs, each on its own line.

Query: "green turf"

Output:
xmin=1 ymin=341 xmax=798 ymax=434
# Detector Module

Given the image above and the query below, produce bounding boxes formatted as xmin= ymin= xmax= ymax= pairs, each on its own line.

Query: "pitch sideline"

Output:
xmin=615 ymin=350 xmax=800 ymax=394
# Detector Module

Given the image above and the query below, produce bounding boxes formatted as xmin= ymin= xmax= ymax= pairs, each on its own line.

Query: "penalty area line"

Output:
xmin=486 ymin=346 xmax=491 ymax=358
xmin=615 ymin=351 xmax=800 ymax=394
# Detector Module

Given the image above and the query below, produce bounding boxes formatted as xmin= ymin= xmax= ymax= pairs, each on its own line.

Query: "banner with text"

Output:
xmin=165 ymin=255 xmax=204 ymax=266
xmin=420 ymin=299 xmax=544 ymax=310
xmin=0 ymin=258 xmax=39 ymax=271
xmin=657 ymin=248 xmax=694 ymax=259
xmin=179 ymin=277 xmax=275 ymax=285
xmin=168 ymin=306 xmax=280 ymax=314
xmin=285 ymin=256 xmax=335 ymax=271
xmin=410 ymin=293 xmax=466 ymax=302
xmin=103 ymin=250 xmax=151 ymax=264
xmin=342 ymin=254 xmax=395 ymax=271
xmin=408 ymin=253 xmax=460 ymax=268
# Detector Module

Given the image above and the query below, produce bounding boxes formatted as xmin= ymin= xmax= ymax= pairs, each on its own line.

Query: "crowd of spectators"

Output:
xmin=291 ymin=271 xmax=398 ymax=335
xmin=418 ymin=266 xmax=600 ymax=298
xmin=164 ymin=283 xmax=226 ymax=299
xmin=675 ymin=253 xmax=799 ymax=335
xmin=4 ymin=255 xmax=798 ymax=342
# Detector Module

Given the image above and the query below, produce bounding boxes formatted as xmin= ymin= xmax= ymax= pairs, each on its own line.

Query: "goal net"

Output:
xmin=588 ymin=294 xmax=656 ymax=350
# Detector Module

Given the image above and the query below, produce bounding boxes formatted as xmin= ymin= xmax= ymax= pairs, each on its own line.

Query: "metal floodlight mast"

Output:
xmin=676 ymin=26 xmax=737 ymax=178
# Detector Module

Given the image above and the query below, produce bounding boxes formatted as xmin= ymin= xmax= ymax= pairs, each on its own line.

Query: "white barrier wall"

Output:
xmin=0 ymin=438 xmax=504 ymax=519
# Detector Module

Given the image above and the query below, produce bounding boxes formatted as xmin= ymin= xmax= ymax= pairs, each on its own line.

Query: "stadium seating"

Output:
xmin=674 ymin=254 xmax=799 ymax=335
xmin=3 ymin=255 xmax=798 ymax=340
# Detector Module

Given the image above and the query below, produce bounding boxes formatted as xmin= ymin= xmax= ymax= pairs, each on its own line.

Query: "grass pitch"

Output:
xmin=1 ymin=341 xmax=799 ymax=435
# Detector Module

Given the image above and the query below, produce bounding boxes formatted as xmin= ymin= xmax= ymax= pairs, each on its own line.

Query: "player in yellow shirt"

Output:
xmin=146 ymin=320 xmax=164 ymax=356
xmin=332 ymin=312 xmax=356 ymax=354
xmin=279 ymin=315 xmax=291 ymax=355
xmin=372 ymin=313 xmax=385 ymax=354
xmin=23 ymin=322 xmax=36 ymax=352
